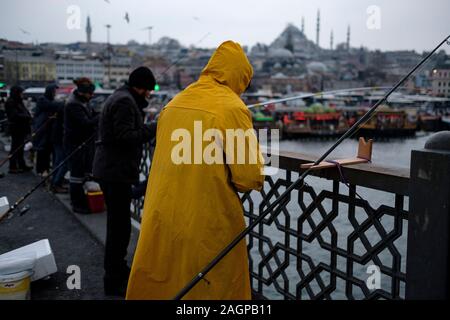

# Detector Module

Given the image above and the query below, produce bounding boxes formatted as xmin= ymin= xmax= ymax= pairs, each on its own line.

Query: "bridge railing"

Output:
xmin=240 ymin=150 xmax=409 ymax=300
xmin=131 ymin=136 xmax=450 ymax=300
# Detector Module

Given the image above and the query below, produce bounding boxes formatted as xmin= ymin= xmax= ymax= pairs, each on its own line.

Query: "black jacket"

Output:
xmin=5 ymin=96 xmax=32 ymax=136
xmin=33 ymin=92 xmax=63 ymax=150
xmin=93 ymin=85 xmax=156 ymax=184
xmin=64 ymin=90 xmax=99 ymax=148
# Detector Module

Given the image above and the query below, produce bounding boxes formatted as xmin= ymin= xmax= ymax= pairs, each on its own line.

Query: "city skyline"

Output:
xmin=0 ymin=0 xmax=449 ymax=53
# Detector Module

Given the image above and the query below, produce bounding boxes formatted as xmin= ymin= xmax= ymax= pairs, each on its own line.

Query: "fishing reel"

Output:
xmin=0 ymin=196 xmax=31 ymax=223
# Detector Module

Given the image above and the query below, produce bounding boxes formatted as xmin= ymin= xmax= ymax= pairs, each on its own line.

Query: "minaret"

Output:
xmin=316 ymin=9 xmax=320 ymax=47
xmin=346 ymin=25 xmax=351 ymax=51
xmin=330 ymin=30 xmax=334 ymax=50
xmin=301 ymin=16 xmax=305 ymax=34
xmin=285 ymin=27 xmax=294 ymax=53
xmin=86 ymin=16 xmax=92 ymax=44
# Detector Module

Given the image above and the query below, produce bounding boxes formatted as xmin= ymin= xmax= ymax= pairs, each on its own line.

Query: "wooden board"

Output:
xmin=300 ymin=138 xmax=373 ymax=171
xmin=301 ymin=158 xmax=369 ymax=170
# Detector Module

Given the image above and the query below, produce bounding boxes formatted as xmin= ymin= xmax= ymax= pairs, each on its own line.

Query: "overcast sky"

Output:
xmin=0 ymin=0 xmax=449 ymax=53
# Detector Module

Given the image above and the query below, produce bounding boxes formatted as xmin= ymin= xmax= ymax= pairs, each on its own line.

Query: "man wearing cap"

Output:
xmin=64 ymin=78 xmax=99 ymax=213
xmin=93 ymin=66 xmax=157 ymax=297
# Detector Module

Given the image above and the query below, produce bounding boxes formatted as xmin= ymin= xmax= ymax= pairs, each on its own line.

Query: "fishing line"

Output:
xmin=156 ymin=32 xmax=212 ymax=78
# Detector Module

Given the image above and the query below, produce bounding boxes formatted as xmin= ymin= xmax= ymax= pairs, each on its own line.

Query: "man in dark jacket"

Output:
xmin=5 ymin=86 xmax=33 ymax=173
xmin=64 ymin=78 xmax=99 ymax=213
xmin=33 ymin=84 xmax=62 ymax=176
xmin=93 ymin=67 xmax=157 ymax=297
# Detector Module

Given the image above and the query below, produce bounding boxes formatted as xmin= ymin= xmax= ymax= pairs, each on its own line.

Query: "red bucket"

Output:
xmin=87 ymin=191 xmax=105 ymax=213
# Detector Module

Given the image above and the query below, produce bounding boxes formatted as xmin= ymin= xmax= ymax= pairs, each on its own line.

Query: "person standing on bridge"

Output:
xmin=93 ymin=67 xmax=157 ymax=297
xmin=126 ymin=41 xmax=265 ymax=300
xmin=33 ymin=84 xmax=62 ymax=178
xmin=64 ymin=78 xmax=98 ymax=213
xmin=5 ymin=85 xmax=33 ymax=174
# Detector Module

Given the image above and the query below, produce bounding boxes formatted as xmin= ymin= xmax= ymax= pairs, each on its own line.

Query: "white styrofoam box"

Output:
xmin=0 ymin=239 xmax=57 ymax=281
xmin=0 ymin=252 xmax=36 ymax=275
xmin=0 ymin=197 xmax=9 ymax=221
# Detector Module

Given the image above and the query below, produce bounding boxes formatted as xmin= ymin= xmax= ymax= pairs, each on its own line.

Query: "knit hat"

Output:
xmin=128 ymin=67 xmax=156 ymax=91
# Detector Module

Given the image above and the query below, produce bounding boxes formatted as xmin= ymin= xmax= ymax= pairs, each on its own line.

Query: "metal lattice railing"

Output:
xmin=132 ymin=145 xmax=410 ymax=300
xmin=131 ymin=143 xmax=152 ymax=221
xmin=241 ymin=164 xmax=409 ymax=300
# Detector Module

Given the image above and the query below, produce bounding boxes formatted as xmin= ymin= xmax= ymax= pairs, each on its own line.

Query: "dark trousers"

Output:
xmin=9 ymin=132 xmax=27 ymax=170
xmin=36 ymin=145 xmax=52 ymax=174
xmin=68 ymin=143 xmax=94 ymax=209
xmin=51 ymin=143 xmax=68 ymax=187
xmin=101 ymin=182 xmax=132 ymax=282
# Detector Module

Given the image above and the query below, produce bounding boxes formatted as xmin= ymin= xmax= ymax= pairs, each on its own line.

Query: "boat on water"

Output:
xmin=248 ymin=88 xmax=450 ymax=139
xmin=442 ymin=116 xmax=450 ymax=130
xmin=251 ymin=103 xmax=349 ymax=139
xmin=418 ymin=114 xmax=444 ymax=132
xmin=277 ymin=103 xmax=349 ymax=138
xmin=251 ymin=103 xmax=421 ymax=139
xmin=355 ymin=105 xmax=418 ymax=137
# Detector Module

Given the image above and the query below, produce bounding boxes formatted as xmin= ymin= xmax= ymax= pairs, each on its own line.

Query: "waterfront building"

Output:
xmin=0 ymin=54 xmax=5 ymax=84
xmin=3 ymin=50 xmax=56 ymax=86
xmin=431 ymin=61 xmax=450 ymax=97
xmin=55 ymin=51 xmax=104 ymax=84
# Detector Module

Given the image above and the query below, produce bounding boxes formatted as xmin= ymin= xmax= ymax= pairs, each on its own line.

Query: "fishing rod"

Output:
xmin=0 ymin=133 xmax=96 ymax=223
xmin=173 ymin=34 xmax=450 ymax=300
xmin=0 ymin=113 xmax=57 ymax=169
xmin=156 ymin=32 xmax=212 ymax=78
xmin=246 ymin=86 xmax=404 ymax=109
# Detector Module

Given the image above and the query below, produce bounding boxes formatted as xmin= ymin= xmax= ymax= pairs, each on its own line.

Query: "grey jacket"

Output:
xmin=93 ymin=85 xmax=156 ymax=184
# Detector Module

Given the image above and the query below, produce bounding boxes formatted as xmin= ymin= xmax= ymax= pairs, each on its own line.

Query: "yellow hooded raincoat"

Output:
xmin=126 ymin=41 xmax=265 ymax=300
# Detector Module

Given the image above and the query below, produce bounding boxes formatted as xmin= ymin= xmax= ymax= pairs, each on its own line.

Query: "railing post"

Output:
xmin=406 ymin=131 xmax=450 ymax=300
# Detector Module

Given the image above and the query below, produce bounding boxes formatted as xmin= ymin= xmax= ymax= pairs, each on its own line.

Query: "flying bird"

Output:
xmin=124 ymin=12 xmax=130 ymax=24
xmin=19 ymin=27 xmax=30 ymax=35
xmin=104 ymin=0 xmax=110 ymax=4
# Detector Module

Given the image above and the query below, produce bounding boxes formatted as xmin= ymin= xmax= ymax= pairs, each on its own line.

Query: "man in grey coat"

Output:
xmin=93 ymin=66 xmax=157 ymax=297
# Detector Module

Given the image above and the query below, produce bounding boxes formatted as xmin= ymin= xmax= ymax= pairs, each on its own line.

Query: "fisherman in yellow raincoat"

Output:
xmin=126 ymin=41 xmax=265 ymax=300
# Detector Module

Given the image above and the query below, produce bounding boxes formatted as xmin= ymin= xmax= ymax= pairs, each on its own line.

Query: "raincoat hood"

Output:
xmin=200 ymin=41 xmax=253 ymax=96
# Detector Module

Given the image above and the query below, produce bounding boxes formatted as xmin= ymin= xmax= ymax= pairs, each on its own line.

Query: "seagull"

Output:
xmin=124 ymin=12 xmax=130 ymax=24
xmin=104 ymin=0 xmax=110 ymax=4
xmin=19 ymin=27 xmax=31 ymax=35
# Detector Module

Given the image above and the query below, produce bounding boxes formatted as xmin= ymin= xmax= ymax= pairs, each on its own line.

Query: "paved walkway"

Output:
xmin=0 ymin=138 xmax=124 ymax=300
